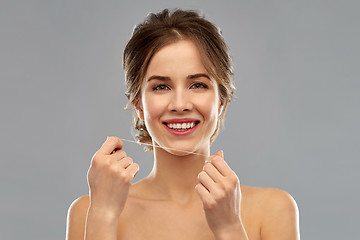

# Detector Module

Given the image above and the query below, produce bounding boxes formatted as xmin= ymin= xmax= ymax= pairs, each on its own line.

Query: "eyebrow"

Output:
xmin=147 ymin=73 xmax=211 ymax=82
xmin=147 ymin=75 xmax=171 ymax=82
xmin=188 ymin=73 xmax=211 ymax=80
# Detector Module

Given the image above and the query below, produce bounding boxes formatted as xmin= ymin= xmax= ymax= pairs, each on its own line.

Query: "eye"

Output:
xmin=190 ymin=82 xmax=208 ymax=89
xmin=153 ymin=84 xmax=170 ymax=91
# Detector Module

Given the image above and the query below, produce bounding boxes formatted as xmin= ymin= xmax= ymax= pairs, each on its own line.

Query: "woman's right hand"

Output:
xmin=87 ymin=136 xmax=139 ymax=219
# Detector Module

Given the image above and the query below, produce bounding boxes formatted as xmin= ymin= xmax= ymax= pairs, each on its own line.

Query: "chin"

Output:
xmin=155 ymin=138 xmax=209 ymax=157
xmin=167 ymin=149 xmax=194 ymax=157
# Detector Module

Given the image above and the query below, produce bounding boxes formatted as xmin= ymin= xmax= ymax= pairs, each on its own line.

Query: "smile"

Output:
xmin=162 ymin=119 xmax=200 ymax=135
xmin=166 ymin=122 xmax=198 ymax=131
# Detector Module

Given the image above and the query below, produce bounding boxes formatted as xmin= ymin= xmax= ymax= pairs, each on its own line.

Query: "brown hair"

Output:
xmin=123 ymin=8 xmax=235 ymax=151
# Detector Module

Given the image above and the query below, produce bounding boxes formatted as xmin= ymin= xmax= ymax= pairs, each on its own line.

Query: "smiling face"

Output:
xmin=135 ymin=40 xmax=223 ymax=155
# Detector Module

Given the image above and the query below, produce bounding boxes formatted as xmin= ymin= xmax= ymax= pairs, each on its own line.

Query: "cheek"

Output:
xmin=142 ymin=94 xmax=166 ymax=123
xmin=196 ymin=93 xmax=220 ymax=121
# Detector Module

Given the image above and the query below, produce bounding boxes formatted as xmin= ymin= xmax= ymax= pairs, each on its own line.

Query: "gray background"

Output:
xmin=1 ymin=0 xmax=359 ymax=239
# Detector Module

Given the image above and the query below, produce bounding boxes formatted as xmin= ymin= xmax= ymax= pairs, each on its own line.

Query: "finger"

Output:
xmin=110 ymin=149 xmax=127 ymax=160
xmin=195 ymin=184 xmax=213 ymax=207
xmin=198 ymin=171 xmax=217 ymax=193
xmin=98 ymin=136 xmax=124 ymax=155
xmin=125 ymin=162 xmax=140 ymax=178
xmin=215 ymin=150 xmax=223 ymax=158
xmin=203 ymin=162 xmax=223 ymax=183
xmin=208 ymin=153 xmax=233 ymax=177
xmin=118 ymin=157 xmax=134 ymax=169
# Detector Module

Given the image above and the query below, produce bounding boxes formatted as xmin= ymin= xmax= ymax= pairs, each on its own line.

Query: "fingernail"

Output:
xmin=202 ymin=163 xmax=207 ymax=170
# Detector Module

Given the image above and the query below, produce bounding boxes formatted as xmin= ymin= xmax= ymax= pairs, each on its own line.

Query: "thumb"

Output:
xmin=216 ymin=150 xmax=224 ymax=158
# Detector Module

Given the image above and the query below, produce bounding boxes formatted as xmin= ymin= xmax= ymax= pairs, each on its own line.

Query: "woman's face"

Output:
xmin=137 ymin=40 xmax=222 ymax=155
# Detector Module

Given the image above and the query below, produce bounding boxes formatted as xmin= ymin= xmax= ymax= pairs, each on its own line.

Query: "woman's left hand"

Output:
xmin=195 ymin=150 xmax=244 ymax=238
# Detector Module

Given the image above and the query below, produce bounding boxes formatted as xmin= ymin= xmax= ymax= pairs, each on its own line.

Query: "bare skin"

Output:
xmin=66 ymin=137 xmax=299 ymax=240
xmin=66 ymin=40 xmax=300 ymax=239
xmin=67 ymin=179 xmax=299 ymax=240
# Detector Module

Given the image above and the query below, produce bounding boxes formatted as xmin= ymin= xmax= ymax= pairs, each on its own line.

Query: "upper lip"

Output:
xmin=162 ymin=118 xmax=200 ymax=124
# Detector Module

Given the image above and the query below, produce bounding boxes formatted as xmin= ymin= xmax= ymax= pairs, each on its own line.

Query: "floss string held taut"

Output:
xmin=120 ymin=138 xmax=209 ymax=157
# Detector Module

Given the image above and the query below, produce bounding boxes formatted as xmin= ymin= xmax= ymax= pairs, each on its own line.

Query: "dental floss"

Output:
xmin=120 ymin=138 xmax=209 ymax=157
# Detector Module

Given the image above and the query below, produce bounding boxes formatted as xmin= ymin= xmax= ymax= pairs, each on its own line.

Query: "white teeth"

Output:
xmin=167 ymin=122 xmax=197 ymax=130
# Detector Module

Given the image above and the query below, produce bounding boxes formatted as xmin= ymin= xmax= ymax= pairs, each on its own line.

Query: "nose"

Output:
xmin=168 ymin=89 xmax=193 ymax=113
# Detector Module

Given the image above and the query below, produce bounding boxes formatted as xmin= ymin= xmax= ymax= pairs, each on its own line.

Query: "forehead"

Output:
xmin=145 ymin=40 xmax=208 ymax=78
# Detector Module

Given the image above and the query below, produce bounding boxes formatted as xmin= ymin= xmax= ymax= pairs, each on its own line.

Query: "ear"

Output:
xmin=132 ymin=99 xmax=144 ymax=121
xmin=218 ymin=100 xmax=224 ymax=116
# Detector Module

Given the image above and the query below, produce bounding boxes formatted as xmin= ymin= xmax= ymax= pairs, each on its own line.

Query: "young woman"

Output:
xmin=66 ymin=9 xmax=300 ymax=240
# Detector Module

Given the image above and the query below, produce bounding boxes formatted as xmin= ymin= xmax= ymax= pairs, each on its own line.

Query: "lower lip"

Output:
xmin=164 ymin=123 xmax=199 ymax=136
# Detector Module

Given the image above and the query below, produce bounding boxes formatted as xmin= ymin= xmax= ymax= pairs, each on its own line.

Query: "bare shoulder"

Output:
xmin=241 ymin=185 xmax=298 ymax=211
xmin=67 ymin=195 xmax=90 ymax=219
xmin=241 ymin=186 xmax=300 ymax=240
xmin=66 ymin=195 xmax=90 ymax=240
xmin=263 ymin=188 xmax=298 ymax=212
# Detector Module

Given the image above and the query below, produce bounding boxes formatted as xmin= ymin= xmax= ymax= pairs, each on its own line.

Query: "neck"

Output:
xmin=146 ymin=145 xmax=209 ymax=204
